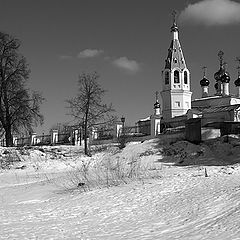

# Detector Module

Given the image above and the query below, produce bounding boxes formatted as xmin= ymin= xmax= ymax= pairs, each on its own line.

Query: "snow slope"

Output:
xmin=1 ymin=138 xmax=240 ymax=239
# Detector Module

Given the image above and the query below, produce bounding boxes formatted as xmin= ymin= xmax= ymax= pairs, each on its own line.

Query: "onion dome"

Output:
xmin=234 ymin=75 xmax=240 ymax=87
xmin=154 ymin=101 xmax=160 ymax=109
xmin=221 ymin=71 xmax=230 ymax=83
xmin=200 ymin=77 xmax=210 ymax=87
xmin=171 ymin=22 xmax=178 ymax=32
xmin=214 ymin=67 xmax=225 ymax=81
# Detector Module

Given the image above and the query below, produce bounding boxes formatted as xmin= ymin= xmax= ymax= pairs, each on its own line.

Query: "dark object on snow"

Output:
xmin=78 ymin=182 xmax=85 ymax=187
xmin=205 ymin=168 xmax=208 ymax=177
xmin=15 ymin=165 xmax=26 ymax=170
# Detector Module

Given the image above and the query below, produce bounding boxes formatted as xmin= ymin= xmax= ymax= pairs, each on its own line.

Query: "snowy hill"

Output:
xmin=1 ymin=137 xmax=240 ymax=239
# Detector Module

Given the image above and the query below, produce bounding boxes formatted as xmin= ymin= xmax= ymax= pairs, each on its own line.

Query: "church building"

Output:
xmin=160 ymin=14 xmax=240 ymax=129
xmin=137 ymin=13 xmax=240 ymax=135
xmin=161 ymin=15 xmax=192 ymax=122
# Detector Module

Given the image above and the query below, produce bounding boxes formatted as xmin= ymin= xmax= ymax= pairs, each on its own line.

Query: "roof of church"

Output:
xmin=202 ymin=104 xmax=240 ymax=114
xmin=193 ymin=94 xmax=232 ymax=102
xmin=138 ymin=116 xmax=150 ymax=122
xmin=187 ymin=108 xmax=202 ymax=114
xmin=165 ymin=40 xmax=186 ymax=70
xmin=164 ymin=24 xmax=186 ymax=70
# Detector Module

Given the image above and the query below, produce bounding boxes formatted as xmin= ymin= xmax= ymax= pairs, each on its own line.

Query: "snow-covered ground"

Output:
xmin=1 ymin=138 xmax=240 ymax=239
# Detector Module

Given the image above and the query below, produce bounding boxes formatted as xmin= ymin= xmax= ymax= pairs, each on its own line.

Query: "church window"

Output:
xmin=165 ymin=71 xmax=169 ymax=84
xmin=174 ymin=58 xmax=177 ymax=63
xmin=174 ymin=70 xmax=180 ymax=83
xmin=184 ymin=71 xmax=188 ymax=84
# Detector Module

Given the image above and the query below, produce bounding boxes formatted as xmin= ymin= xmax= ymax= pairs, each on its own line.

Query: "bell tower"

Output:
xmin=161 ymin=11 xmax=192 ymax=121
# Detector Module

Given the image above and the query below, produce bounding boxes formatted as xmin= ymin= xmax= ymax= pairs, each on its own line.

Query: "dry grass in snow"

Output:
xmin=1 ymin=137 xmax=240 ymax=239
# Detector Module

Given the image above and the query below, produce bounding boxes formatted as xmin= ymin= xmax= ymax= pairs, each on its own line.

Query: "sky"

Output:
xmin=0 ymin=0 xmax=240 ymax=133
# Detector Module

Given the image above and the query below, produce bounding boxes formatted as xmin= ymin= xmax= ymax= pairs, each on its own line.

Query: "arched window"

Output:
xmin=184 ymin=71 xmax=188 ymax=84
xmin=165 ymin=71 xmax=169 ymax=85
xmin=174 ymin=70 xmax=180 ymax=84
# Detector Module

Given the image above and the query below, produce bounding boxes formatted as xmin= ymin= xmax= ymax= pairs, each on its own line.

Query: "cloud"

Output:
xmin=179 ymin=0 xmax=240 ymax=26
xmin=77 ymin=49 xmax=104 ymax=58
xmin=112 ymin=57 xmax=140 ymax=73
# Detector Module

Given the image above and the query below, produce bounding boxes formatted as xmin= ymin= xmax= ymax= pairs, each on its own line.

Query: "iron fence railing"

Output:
xmin=14 ymin=137 xmax=30 ymax=147
xmin=58 ymin=133 xmax=71 ymax=144
xmin=96 ymin=128 xmax=114 ymax=140
xmin=119 ymin=123 xmax=151 ymax=138
xmin=34 ymin=135 xmax=51 ymax=146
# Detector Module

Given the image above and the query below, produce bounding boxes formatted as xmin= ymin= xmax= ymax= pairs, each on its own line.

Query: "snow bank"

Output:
xmin=1 ymin=138 xmax=240 ymax=239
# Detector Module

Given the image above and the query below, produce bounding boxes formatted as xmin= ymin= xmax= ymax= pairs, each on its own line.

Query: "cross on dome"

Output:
xmin=172 ymin=10 xmax=177 ymax=25
xmin=218 ymin=50 xmax=224 ymax=67
xmin=236 ymin=57 xmax=240 ymax=76
xmin=171 ymin=10 xmax=178 ymax=32
xmin=155 ymin=91 xmax=159 ymax=102
xmin=202 ymin=66 xmax=207 ymax=77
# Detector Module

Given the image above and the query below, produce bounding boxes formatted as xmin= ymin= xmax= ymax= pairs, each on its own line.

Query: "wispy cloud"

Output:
xmin=77 ymin=49 xmax=104 ymax=58
xmin=112 ymin=57 xmax=140 ymax=73
xmin=179 ymin=0 xmax=240 ymax=26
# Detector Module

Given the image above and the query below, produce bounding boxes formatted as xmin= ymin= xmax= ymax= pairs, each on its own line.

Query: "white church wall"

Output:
xmin=169 ymin=92 xmax=191 ymax=118
xmin=230 ymin=98 xmax=240 ymax=105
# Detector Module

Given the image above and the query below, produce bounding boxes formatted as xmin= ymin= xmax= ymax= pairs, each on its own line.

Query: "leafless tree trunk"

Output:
xmin=67 ymin=72 xmax=116 ymax=155
xmin=0 ymin=32 xmax=44 ymax=146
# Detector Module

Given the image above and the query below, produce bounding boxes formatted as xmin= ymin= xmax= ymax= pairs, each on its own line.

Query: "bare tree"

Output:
xmin=0 ymin=32 xmax=44 ymax=146
xmin=67 ymin=72 xmax=115 ymax=155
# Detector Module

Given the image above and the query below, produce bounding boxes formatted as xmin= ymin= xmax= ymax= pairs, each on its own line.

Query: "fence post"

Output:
xmin=13 ymin=135 xmax=18 ymax=146
xmin=74 ymin=129 xmax=82 ymax=146
xmin=50 ymin=129 xmax=58 ymax=145
xmin=91 ymin=127 xmax=98 ymax=140
xmin=113 ymin=122 xmax=123 ymax=139
xmin=30 ymin=132 xmax=37 ymax=146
